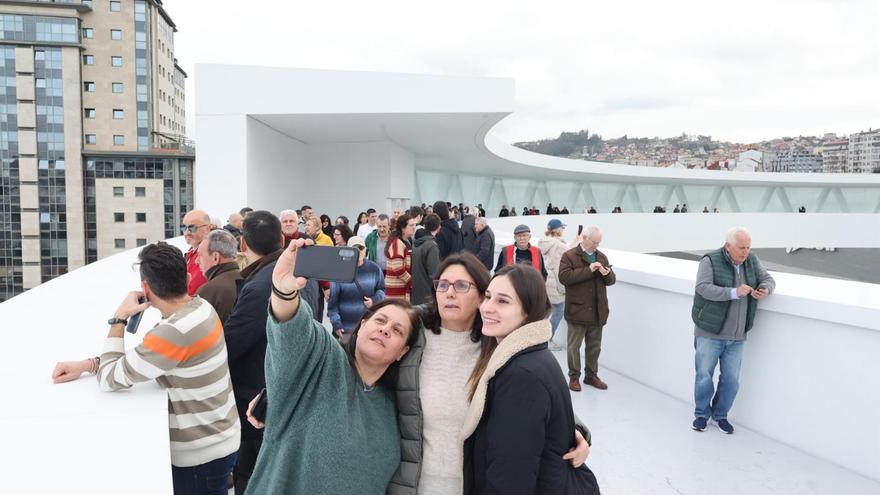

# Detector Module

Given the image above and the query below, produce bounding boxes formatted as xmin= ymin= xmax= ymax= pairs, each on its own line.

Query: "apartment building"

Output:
xmin=0 ymin=0 xmax=193 ymax=302
xmin=848 ymin=129 xmax=880 ymax=173
xmin=821 ymin=139 xmax=849 ymax=173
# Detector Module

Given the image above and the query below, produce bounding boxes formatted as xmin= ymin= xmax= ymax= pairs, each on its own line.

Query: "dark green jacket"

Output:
xmin=388 ymin=324 xmax=427 ymax=495
xmin=692 ymin=247 xmax=759 ymax=334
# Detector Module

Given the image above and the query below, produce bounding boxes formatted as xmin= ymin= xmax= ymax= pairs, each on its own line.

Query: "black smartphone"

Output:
xmin=251 ymin=388 xmax=268 ymax=423
xmin=577 ymin=225 xmax=584 ymax=236
xmin=293 ymin=245 xmax=358 ymax=283
xmin=126 ymin=296 xmax=146 ymax=334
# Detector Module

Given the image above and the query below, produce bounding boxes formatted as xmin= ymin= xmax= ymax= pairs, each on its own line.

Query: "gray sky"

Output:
xmin=170 ymin=0 xmax=879 ymax=144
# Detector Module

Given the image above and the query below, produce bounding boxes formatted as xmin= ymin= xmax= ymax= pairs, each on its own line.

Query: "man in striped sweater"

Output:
xmin=52 ymin=242 xmax=241 ymax=494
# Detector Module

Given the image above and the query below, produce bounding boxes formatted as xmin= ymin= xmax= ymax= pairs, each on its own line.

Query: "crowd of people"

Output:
xmin=49 ymin=199 xmax=775 ymax=495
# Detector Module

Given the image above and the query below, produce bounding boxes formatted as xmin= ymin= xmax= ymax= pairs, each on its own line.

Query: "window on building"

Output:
xmin=83 ymin=55 xmax=94 ymax=65
xmin=84 ymin=108 xmax=96 ymax=119
xmin=38 ymin=160 xmax=49 ymax=170
xmin=35 ymin=78 xmax=46 ymax=88
xmin=114 ymin=212 xmax=124 ymax=222
xmin=112 ymin=82 xmax=123 ymax=93
xmin=136 ymin=238 xmax=147 ymax=247
xmin=135 ymin=187 xmax=146 ymax=197
xmin=83 ymin=0 xmax=92 ymax=6
xmin=35 ymin=50 xmax=45 ymax=61
xmin=110 ymin=1 xmax=121 ymax=12
xmin=111 ymin=56 xmax=122 ymax=67
xmin=113 ymin=187 xmax=124 ymax=197
xmin=113 ymin=135 xmax=124 ymax=146
xmin=85 ymin=134 xmax=96 ymax=144
xmin=111 ymin=29 xmax=122 ymax=40
xmin=115 ymin=239 xmax=125 ymax=249
xmin=82 ymin=28 xmax=94 ymax=39
xmin=136 ymin=213 xmax=146 ymax=223
xmin=84 ymin=81 xmax=95 ymax=92
xmin=113 ymin=109 xmax=124 ymax=119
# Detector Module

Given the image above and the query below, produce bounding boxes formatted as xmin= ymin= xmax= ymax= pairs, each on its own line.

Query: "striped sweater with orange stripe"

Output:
xmin=98 ymin=297 xmax=241 ymax=468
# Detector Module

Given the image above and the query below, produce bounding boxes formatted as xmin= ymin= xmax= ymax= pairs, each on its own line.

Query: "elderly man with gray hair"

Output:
xmin=691 ymin=226 xmax=775 ymax=435
xmin=196 ymin=229 xmax=243 ymax=323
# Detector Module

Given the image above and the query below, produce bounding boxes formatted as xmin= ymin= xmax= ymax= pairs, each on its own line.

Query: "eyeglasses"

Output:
xmin=433 ymin=279 xmax=476 ymax=293
xmin=181 ymin=224 xmax=208 ymax=234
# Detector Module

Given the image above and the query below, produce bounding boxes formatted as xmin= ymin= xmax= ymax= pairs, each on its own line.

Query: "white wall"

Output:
xmin=246 ymin=116 xmax=308 ymax=215
xmin=194 ymin=114 xmax=248 ymax=217
xmin=596 ymin=249 xmax=880 ymax=481
xmin=488 ymin=213 xmax=880 ymax=252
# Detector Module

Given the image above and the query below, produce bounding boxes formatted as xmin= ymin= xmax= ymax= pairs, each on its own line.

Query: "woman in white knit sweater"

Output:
xmin=389 ymin=252 xmax=589 ymax=495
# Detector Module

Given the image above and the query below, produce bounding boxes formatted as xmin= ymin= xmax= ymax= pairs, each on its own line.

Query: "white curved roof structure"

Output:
xmin=194 ymin=65 xmax=880 ymax=219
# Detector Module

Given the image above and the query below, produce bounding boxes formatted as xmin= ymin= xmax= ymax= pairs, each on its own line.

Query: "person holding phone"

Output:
xmin=327 ymin=236 xmax=386 ymax=345
xmin=558 ymin=225 xmax=616 ymax=391
xmin=244 ymin=238 xmax=419 ymax=494
xmin=691 ymin=227 xmax=775 ymax=435
xmin=51 ymin=242 xmax=241 ymax=494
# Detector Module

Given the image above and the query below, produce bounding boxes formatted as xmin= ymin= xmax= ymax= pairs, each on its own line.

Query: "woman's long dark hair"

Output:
xmin=467 ymin=264 xmax=552 ymax=400
xmin=333 ymin=224 xmax=354 ymax=246
xmin=343 ymin=298 xmax=421 ymax=388
xmin=356 ymin=212 xmax=368 ymax=225
xmin=420 ymin=252 xmax=490 ymax=341
xmin=385 ymin=214 xmax=413 ymax=256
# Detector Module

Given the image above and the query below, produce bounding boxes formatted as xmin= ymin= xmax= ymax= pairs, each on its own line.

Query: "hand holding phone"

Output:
xmin=126 ymin=296 xmax=147 ymax=334
xmin=293 ymin=245 xmax=359 ymax=283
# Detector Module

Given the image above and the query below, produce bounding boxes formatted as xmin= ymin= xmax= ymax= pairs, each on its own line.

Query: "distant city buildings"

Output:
xmin=517 ymin=127 xmax=879 ymax=175
xmin=848 ymin=129 xmax=880 ymax=173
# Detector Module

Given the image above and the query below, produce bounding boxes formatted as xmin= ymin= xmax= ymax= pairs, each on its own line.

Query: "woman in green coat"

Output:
xmin=245 ymin=238 xmax=419 ymax=494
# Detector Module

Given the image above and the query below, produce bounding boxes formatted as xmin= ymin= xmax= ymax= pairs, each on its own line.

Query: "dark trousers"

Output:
xmin=234 ymin=437 xmax=263 ymax=495
xmin=172 ymin=451 xmax=237 ymax=495
xmin=567 ymin=321 xmax=604 ymax=378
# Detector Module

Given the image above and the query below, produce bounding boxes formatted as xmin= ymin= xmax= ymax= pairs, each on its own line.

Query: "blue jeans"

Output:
xmin=171 ymin=451 xmax=237 ymax=495
xmin=694 ymin=336 xmax=744 ymax=421
xmin=550 ymin=303 xmax=565 ymax=338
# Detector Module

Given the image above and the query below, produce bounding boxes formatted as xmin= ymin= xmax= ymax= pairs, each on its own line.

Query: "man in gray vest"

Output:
xmin=691 ymin=227 xmax=775 ymax=434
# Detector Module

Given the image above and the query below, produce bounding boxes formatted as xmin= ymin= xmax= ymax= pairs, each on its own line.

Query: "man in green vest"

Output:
xmin=691 ymin=227 xmax=775 ymax=434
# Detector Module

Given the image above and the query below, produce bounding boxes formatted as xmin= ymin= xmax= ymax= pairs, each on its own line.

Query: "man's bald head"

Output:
xmin=182 ymin=209 xmax=211 ymax=248
xmin=227 ymin=213 xmax=243 ymax=230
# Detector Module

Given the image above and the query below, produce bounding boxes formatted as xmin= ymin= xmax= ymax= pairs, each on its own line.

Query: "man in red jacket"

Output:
xmin=181 ymin=209 xmax=212 ymax=295
xmin=494 ymin=224 xmax=547 ymax=280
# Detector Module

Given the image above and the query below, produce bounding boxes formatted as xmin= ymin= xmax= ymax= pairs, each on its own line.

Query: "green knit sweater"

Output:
xmin=246 ymin=303 xmax=400 ymax=494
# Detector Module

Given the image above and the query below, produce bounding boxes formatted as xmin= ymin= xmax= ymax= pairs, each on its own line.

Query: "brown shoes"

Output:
xmin=568 ymin=377 xmax=582 ymax=392
xmin=585 ymin=375 xmax=608 ymax=390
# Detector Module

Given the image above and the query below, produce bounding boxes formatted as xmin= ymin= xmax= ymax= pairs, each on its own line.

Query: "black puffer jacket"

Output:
xmin=436 ymin=218 xmax=463 ymax=260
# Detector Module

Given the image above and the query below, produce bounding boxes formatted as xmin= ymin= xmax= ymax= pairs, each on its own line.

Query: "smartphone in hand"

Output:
xmin=125 ymin=296 xmax=147 ymax=334
xmin=577 ymin=225 xmax=584 ymax=236
xmin=294 ymin=246 xmax=359 ymax=283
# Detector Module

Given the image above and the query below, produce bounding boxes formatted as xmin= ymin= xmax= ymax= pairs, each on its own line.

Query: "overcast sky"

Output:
xmin=170 ymin=0 xmax=879 ymax=144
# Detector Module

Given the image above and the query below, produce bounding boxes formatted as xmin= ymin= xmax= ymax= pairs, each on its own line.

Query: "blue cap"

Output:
xmin=547 ymin=219 xmax=566 ymax=230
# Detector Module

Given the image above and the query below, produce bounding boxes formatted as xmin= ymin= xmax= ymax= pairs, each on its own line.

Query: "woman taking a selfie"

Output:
xmin=461 ymin=264 xmax=600 ymax=494
xmin=245 ymin=238 xmax=419 ymax=494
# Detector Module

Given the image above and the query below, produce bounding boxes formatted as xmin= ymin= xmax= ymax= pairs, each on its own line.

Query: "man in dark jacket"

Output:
xmin=460 ymin=206 xmax=479 ymax=255
xmin=224 ymin=210 xmax=318 ymax=494
xmin=411 ymin=213 xmax=441 ymax=305
xmin=195 ymin=229 xmax=242 ymax=323
xmin=495 ymin=224 xmax=547 ymax=280
xmin=473 ymin=217 xmax=495 ymax=271
xmin=433 ymin=201 xmax=463 ymax=259
xmin=558 ymin=226 xmax=615 ymax=392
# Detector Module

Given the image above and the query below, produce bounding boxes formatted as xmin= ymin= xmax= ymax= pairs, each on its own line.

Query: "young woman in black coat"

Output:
xmin=462 ymin=264 xmax=600 ymax=495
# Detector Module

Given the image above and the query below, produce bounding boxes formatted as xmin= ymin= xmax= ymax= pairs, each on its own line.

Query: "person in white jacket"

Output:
xmin=538 ymin=218 xmax=571 ymax=350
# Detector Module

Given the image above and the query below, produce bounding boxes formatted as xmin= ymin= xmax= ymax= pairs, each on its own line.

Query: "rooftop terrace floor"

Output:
xmin=551 ymin=340 xmax=880 ymax=495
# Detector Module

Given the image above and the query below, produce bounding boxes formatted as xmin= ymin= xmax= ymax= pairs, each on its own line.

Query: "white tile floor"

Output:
xmin=557 ymin=349 xmax=880 ymax=495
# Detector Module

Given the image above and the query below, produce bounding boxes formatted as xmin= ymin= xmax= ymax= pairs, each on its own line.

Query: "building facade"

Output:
xmin=770 ymin=148 xmax=823 ymax=173
xmin=822 ymin=139 xmax=849 ymax=173
xmin=848 ymin=129 xmax=880 ymax=174
xmin=0 ymin=0 xmax=193 ymax=302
